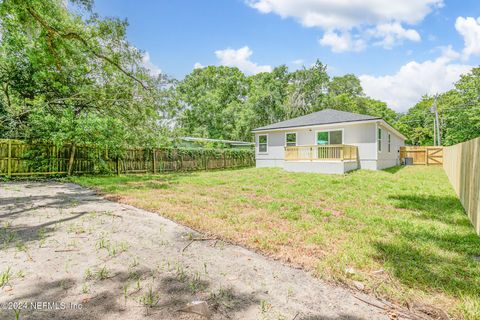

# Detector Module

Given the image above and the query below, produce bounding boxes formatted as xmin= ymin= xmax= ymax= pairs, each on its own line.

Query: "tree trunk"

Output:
xmin=67 ymin=142 xmax=76 ymax=176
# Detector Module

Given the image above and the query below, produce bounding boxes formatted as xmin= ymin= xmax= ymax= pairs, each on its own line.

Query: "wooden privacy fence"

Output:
xmin=443 ymin=137 xmax=480 ymax=235
xmin=0 ymin=139 xmax=255 ymax=177
xmin=400 ymin=146 xmax=443 ymax=165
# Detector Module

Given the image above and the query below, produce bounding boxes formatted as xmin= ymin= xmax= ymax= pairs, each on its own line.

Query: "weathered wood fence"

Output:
xmin=400 ymin=146 xmax=443 ymax=165
xmin=443 ymin=137 xmax=480 ymax=235
xmin=0 ymin=139 xmax=255 ymax=177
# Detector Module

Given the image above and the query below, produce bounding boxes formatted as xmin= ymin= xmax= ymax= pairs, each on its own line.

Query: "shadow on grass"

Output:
xmin=382 ymin=165 xmax=405 ymax=174
xmin=376 ymin=193 xmax=480 ymax=306
xmin=68 ymin=172 xmax=196 ymax=193
xmin=388 ymin=194 xmax=472 ymax=227
xmin=374 ymin=238 xmax=480 ymax=298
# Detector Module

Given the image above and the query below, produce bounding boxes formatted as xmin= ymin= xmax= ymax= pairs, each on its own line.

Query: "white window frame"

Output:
xmin=388 ymin=133 xmax=391 ymax=153
xmin=314 ymin=129 xmax=344 ymax=145
xmin=258 ymin=134 xmax=268 ymax=154
xmin=378 ymin=128 xmax=382 ymax=152
xmin=285 ymin=132 xmax=297 ymax=147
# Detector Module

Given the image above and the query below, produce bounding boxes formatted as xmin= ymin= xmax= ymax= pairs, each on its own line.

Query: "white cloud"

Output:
xmin=369 ymin=22 xmax=421 ymax=49
xmin=193 ymin=62 xmax=204 ymax=69
xmin=214 ymin=46 xmax=272 ymax=74
xmin=247 ymin=0 xmax=442 ymax=51
xmin=319 ymin=31 xmax=365 ymax=52
xmin=291 ymin=59 xmax=304 ymax=65
xmin=359 ymin=56 xmax=472 ymax=112
xmin=455 ymin=16 xmax=480 ymax=59
xmin=141 ymin=52 xmax=161 ymax=77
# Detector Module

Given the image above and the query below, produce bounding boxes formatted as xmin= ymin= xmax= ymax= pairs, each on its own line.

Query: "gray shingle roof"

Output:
xmin=252 ymin=109 xmax=381 ymax=132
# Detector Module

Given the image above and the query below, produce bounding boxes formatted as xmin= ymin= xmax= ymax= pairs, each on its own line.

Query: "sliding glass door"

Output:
xmin=316 ymin=130 xmax=343 ymax=145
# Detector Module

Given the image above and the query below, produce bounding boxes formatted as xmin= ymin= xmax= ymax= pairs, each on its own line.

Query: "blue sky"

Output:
xmin=94 ymin=0 xmax=480 ymax=112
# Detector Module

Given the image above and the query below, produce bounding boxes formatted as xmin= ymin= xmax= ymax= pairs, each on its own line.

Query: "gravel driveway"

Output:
xmin=0 ymin=181 xmax=390 ymax=319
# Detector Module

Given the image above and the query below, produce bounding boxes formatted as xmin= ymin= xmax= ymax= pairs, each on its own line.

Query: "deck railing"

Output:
xmin=285 ymin=145 xmax=358 ymax=161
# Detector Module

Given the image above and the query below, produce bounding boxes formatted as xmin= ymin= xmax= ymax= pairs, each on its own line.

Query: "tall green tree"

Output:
xmin=0 ymin=0 xmax=172 ymax=161
xmin=397 ymin=67 xmax=480 ymax=146
xmin=175 ymin=66 xmax=249 ymax=140
xmin=285 ymin=60 xmax=330 ymax=118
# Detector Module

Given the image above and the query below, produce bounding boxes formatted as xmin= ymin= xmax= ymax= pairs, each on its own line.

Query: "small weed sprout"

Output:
xmin=189 ymin=272 xmax=205 ymax=293
xmin=84 ymin=268 xmax=93 ymax=280
xmin=37 ymin=228 xmax=47 ymax=247
xmin=260 ymin=300 xmax=271 ymax=314
xmin=97 ymin=265 xmax=110 ymax=280
xmin=129 ymin=257 xmax=139 ymax=269
xmin=139 ymin=284 xmax=159 ymax=308
xmin=15 ymin=241 xmax=27 ymax=252
xmin=13 ymin=309 xmax=20 ymax=320
xmin=175 ymin=263 xmax=187 ymax=282
xmin=0 ymin=267 xmax=11 ymax=287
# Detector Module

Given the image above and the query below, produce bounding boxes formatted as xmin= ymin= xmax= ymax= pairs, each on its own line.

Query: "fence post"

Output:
xmin=152 ymin=149 xmax=156 ymax=174
xmin=223 ymin=152 xmax=226 ymax=169
xmin=7 ymin=139 xmax=12 ymax=178
xmin=116 ymin=156 xmax=120 ymax=175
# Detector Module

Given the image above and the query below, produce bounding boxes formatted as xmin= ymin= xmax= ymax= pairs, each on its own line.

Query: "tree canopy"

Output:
xmin=1 ymin=0 xmax=478 ymax=149
xmin=0 ymin=0 xmax=174 ymax=153
xmin=174 ymin=62 xmax=399 ymax=141
xmin=397 ymin=67 xmax=480 ymax=146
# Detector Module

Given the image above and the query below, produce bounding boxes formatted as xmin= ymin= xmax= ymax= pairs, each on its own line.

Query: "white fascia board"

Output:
xmin=377 ymin=120 xmax=406 ymax=140
xmin=252 ymin=119 xmax=379 ymax=133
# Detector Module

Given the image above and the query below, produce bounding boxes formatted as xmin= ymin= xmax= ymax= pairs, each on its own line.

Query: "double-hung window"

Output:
xmin=378 ymin=128 xmax=382 ymax=152
xmin=285 ymin=133 xmax=297 ymax=147
xmin=258 ymin=134 xmax=268 ymax=153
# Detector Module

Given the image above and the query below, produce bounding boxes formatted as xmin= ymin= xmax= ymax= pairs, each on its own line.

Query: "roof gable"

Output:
xmin=252 ymin=109 xmax=380 ymax=132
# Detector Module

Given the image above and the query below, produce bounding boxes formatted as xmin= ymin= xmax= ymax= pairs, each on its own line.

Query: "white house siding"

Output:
xmin=376 ymin=123 xmax=405 ymax=170
xmin=255 ymin=131 xmax=285 ymax=168
xmin=342 ymin=123 xmax=377 ymax=170
xmin=254 ymin=120 xmax=405 ymax=172
xmin=284 ymin=161 xmax=355 ymax=174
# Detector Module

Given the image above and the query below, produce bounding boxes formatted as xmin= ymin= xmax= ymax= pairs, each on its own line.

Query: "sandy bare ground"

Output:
xmin=0 ymin=181 xmax=391 ymax=320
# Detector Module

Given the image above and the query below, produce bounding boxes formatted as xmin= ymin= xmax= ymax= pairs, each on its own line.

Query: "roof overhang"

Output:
xmin=251 ymin=119 xmax=406 ymax=140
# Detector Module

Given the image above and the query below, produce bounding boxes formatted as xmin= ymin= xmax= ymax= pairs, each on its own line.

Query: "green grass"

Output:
xmin=70 ymin=166 xmax=480 ymax=319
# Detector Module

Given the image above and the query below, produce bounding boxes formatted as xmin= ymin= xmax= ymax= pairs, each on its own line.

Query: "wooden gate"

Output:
xmin=426 ymin=147 xmax=443 ymax=165
xmin=400 ymin=146 xmax=443 ymax=165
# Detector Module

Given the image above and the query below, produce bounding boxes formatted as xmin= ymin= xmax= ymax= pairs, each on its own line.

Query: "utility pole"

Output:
xmin=430 ymin=95 xmax=441 ymax=146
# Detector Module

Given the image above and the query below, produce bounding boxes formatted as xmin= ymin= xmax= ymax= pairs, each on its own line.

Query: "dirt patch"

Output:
xmin=0 ymin=181 xmax=391 ymax=319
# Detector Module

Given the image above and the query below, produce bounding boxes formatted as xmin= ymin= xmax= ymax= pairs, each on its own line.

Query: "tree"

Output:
xmin=244 ymin=65 xmax=289 ymax=130
xmin=175 ymin=66 xmax=249 ymax=140
xmin=285 ymin=60 xmax=330 ymax=118
xmin=328 ymin=74 xmax=363 ymax=96
xmin=397 ymin=67 xmax=480 ymax=146
xmin=0 ymin=0 xmax=173 ymax=173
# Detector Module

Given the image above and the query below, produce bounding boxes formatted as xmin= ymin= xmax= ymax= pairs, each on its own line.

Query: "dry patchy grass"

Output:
xmin=71 ymin=166 xmax=480 ymax=319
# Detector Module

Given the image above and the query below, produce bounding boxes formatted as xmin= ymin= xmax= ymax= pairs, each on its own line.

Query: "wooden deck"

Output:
xmin=285 ymin=145 xmax=358 ymax=161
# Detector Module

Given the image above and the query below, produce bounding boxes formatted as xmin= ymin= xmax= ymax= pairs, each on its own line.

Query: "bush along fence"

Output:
xmin=0 ymin=139 xmax=255 ymax=177
xmin=443 ymin=136 xmax=480 ymax=235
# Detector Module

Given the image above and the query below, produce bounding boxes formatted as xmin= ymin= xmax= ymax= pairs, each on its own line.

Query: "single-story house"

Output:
xmin=252 ymin=109 xmax=405 ymax=174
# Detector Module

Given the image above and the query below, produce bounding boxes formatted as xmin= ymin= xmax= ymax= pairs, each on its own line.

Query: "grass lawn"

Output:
xmin=71 ymin=166 xmax=480 ymax=319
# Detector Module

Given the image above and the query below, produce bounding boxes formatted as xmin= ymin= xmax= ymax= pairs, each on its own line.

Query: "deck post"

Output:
xmin=7 ymin=139 xmax=12 ymax=178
